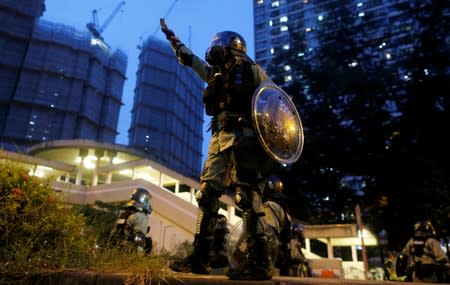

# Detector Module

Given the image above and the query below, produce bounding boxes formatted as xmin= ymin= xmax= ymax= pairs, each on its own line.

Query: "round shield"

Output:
xmin=251 ymin=82 xmax=304 ymax=165
xmin=226 ymin=219 xmax=280 ymax=272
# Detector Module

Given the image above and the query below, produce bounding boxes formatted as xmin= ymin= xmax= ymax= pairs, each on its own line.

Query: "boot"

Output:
xmin=228 ymin=237 xmax=273 ymax=280
xmin=170 ymin=235 xmax=212 ymax=274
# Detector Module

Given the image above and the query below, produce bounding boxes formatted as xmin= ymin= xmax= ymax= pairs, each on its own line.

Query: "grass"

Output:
xmin=0 ymin=158 xmax=176 ymax=285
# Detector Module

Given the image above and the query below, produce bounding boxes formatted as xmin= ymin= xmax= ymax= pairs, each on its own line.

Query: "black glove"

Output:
xmin=160 ymin=18 xmax=193 ymax=66
xmin=160 ymin=18 xmax=176 ymax=41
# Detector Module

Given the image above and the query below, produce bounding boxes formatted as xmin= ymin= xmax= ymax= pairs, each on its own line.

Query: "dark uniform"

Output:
xmin=110 ymin=188 xmax=153 ymax=254
xmin=161 ymin=19 xmax=277 ymax=280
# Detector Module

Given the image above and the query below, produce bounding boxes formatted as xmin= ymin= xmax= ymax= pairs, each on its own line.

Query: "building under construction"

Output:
xmin=0 ymin=0 xmax=127 ymax=152
xmin=128 ymin=36 xmax=204 ymax=179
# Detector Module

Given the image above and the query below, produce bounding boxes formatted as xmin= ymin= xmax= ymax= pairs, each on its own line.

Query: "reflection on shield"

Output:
xmin=252 ymin=82 xmax=304 ymax=165
xmin=226 ymin=220 xmax=280 ymax=272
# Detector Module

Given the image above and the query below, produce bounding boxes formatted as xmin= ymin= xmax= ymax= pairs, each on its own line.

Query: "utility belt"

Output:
xmin=210 ymin=111 xmax=254 ymax=135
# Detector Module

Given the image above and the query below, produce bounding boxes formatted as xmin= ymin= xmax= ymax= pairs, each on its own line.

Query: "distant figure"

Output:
xmin=383 ymin=251 xmax=406 ymax=281
xmin=110 ymin=188 xmax=153 ymax=254
xmin=400 ymin=219 xmax=449 ymax=282
xmin=287 ymin=223 xmax=309 ymax=277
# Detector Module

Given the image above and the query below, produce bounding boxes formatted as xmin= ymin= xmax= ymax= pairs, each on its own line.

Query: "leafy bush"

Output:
xmin=0 ymin=159 xmax=171 ymax=284
xmin=0 ymin=160 xmax=95 ymax=275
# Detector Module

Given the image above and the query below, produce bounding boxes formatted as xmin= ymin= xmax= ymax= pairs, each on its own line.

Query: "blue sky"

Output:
xmin=41 ymin=0 xmax=255 ymax=161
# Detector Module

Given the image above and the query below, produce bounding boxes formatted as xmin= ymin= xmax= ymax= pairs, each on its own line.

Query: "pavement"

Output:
xmin=21 ymin=270 xmax=424 ymax=285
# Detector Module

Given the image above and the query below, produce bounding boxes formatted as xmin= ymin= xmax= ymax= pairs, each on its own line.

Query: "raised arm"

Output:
xmin=160 ymin=18 xmax=210 ymax=82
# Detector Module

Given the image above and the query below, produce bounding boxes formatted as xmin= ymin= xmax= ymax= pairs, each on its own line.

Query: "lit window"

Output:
xmin=357 ymin=2 xmax=363 ymax=7
xmin=257 ymin=0 xmax=263 ymax=4
xmin=280 ymin=25 xmax=288 ymax=32
xmin=297 ymin=52 xmax=305 ymax=57
xmin=270 ymin=48 xmax=275 ymax=54
xmin=50 ymin=104 xmax=55 ymax=108
xmin=29 ymin=121 xmax=35 ymax=125
xmin=269 ymin=20 xmax=273 ymax=26
xmin=348 ymin=61 xmax=358 ymax=67
xmin=283 ymin=44 xmax=289 ymax=50
xmin=385 ymin=53 xmax=392 ymax=59
xmin=271 ymin=1 xmax=279 ymax=7
xmin=358 ymin=12 xmax=365 ymax=17
xmin=305 ymin=27 xmax=312 ymax=32
xmin=283 ymin=65 xmax=291 ymax=71
xmin=280 ymin=16 xmax=288 ymax=22
xmin=317 ymin=15 xmax=324 ymax=21
xmin=284 ymin=75 xmax=292 ymax=82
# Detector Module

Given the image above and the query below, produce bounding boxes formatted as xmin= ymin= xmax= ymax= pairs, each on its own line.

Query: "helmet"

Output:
xmin=291 ymin=223 xmax=304 ymax=235
xmin=414 ymin=219 xmax=436 ymax=236
xmin=265 ymin=175 xmax=284 ymax=194
xmin=209 ymin=31 xmax=246 ymax=53
xmin=205 ymin=31 xmax=247 ymax=66
xmin=126 ymin=188 xmax=152 ymax=214
xmin=291 ymin=223 xmax=305 ymax=241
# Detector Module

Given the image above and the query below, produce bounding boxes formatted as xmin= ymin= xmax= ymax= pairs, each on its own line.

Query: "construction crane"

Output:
xmin=152 ymin=0 xmax=179 ymax=36
xmin=138 ymin=0 xmax=180 ymax=49
xmin=87 ymin=1 xmax=126 ymax=40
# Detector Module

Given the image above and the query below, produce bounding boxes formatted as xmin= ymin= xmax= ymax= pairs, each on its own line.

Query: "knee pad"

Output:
xmin=195 ymin=182 xmax=211 ymax=207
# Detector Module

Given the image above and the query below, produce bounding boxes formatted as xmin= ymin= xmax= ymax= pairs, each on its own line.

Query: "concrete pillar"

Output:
xmin=352 ymin=245 xmax=358 ymax=262
xmin=75 ymin=148 xmax=88 ymax=185
xmin=64 ymin=172 xmax=70 ymax=183
xmin=105 ymin=150 xmax=117 ymax=184
xmin=327 ymin=237 xmax=334 ymax=258
xmin=190 ymin=187 xmax=195 ymax=204
xmin=305 ymin=238 xmax=311 ymax=253
xmin=91 ymin=149 xmax=104 ymax=186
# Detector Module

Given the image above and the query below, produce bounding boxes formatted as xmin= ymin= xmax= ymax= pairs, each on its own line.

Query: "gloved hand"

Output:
xmin=160 ymin=18 xmax=193 ymax=66
xmin=160 ymin=18 xmax=177 ymax=42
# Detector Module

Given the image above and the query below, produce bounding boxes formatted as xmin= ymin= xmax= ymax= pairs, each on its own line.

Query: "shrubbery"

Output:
xmin=0 ymin=159 xmax=169 ymax=284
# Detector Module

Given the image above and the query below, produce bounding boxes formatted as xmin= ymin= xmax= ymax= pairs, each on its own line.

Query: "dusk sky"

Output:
xmin=41 ymin=0 xmax=255 ymax=161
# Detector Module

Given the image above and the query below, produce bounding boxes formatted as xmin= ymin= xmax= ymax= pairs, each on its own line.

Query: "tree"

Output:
xmin=265 ymin=0 xmax=450 ymax=249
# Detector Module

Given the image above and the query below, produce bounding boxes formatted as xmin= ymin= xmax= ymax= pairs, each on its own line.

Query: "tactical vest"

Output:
xmin=202 ymin=57 xmax=258 ymax=116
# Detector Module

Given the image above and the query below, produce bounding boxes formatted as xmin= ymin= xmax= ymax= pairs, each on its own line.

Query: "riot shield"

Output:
xmin=251 ymin=82 xmax=304 ymax=165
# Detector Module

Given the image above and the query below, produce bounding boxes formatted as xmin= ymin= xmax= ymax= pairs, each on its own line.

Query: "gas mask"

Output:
xmin=205 ymin=45 xmax=229 ymax=67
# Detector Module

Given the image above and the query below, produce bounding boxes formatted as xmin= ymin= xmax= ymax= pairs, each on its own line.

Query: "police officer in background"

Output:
xmin=400 ymin=219 xmax=449 ymax=282
xmin=161 ymin=19 xmax=278 ymax=280
xmin=110 ymin=188 xmax=153 ymax=254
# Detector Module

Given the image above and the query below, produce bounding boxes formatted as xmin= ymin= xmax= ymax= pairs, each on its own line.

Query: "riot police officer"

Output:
xmin=161 ymin=19 xmax=278 ymax=280
xmin=110 ymin=188 xmax=153 ymax=254
xmin=400 ymin=220 xmax=449 ymax=282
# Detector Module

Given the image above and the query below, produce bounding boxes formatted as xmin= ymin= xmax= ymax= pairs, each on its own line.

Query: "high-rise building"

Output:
xmin=253 ymin=0 xmax=416 ymax=72
xmin=129 ymin=36 xmax=204 ymax=179
xmin=0 ymin=1 xmax=127 ymax=152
